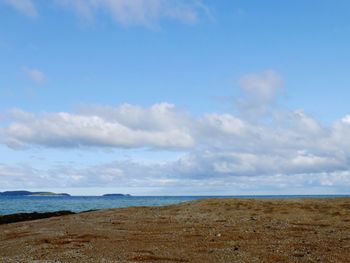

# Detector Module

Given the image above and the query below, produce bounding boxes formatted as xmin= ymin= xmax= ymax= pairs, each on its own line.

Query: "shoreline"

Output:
xmin=1 ymin=194 xmax=349 ymax=215
xmin=1 ymin=196 xmax=349 ymax=224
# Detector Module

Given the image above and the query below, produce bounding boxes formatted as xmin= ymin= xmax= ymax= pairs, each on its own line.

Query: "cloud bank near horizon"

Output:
xmin=1 ymin=70 xmax=350 ymax=193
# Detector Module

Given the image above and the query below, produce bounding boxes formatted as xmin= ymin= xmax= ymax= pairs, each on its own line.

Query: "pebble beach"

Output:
xmin=1 ymin=198 xmax=350 ymax=262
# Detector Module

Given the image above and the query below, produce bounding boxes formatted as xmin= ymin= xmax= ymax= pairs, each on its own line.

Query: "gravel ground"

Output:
xmin=1 ymin=198 xmax=350 ymax=262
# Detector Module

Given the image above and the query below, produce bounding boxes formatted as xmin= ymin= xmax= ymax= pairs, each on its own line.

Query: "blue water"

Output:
xmin=0 ymin=195 xmax=349 ymax=215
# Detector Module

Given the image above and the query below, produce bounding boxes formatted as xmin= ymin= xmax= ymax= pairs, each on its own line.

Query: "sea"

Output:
xmin=0 ymin=195 xmax=349 ymax=215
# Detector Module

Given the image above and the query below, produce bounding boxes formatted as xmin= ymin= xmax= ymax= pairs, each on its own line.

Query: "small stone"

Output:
xmin=293 ymin=252 xmax=305 ymax=257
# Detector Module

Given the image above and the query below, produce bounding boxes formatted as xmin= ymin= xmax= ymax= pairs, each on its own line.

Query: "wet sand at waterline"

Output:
xmin=1 ymin=198 xmax=350 ymax=262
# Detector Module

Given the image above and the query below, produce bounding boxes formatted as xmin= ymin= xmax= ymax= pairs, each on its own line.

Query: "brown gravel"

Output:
xmin=1 ymin=198 xmax=350 ymax=262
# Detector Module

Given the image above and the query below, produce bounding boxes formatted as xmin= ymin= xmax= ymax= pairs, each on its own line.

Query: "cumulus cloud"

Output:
xmin=239 ymin=70 xmax=283 ymax=103
xmin=2 ymin=70 xmax=350 ymax=193
xmin=237 ymin=70 xmax=284 ymax=118
xmin=1 ymin=102 xmax=350 ymax=180
xmin=25 ymin=68 xmax=45 ymax=83
xmin=4 ymin=0 xmax=38 ymax=18
xmin=56 ymin=0 xmax=210 ymax=28
xmin=1 ymin=160 xmax=350 ymax=195
xmin=1 ymin=103 xmax=194 ymax=149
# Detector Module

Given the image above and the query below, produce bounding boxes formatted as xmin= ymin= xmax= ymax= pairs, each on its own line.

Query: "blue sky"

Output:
xmin=1 ymin=0 xmax=350 ymax=195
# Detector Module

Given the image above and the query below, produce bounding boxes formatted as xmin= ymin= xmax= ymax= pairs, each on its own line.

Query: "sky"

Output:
xmin=1 ymin=0 xmax=350 ymax=195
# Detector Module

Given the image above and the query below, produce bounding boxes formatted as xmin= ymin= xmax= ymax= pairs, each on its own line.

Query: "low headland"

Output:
xmin=0 ymin=191 xmax=70 ymax=197
xmin=0 ymin=190 xmax=131 ymax=197
xmin=102 ymin=193 xmax=131 ymax=197
xmin=1 ymin=197 xmax=350 ymax=262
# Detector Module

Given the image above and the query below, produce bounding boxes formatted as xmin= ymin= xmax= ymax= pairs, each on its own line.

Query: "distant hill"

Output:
xmin=0 ymin=191 xmax=70 ymax=196
xmin=103 ymin=194 xmax=131 ymax=197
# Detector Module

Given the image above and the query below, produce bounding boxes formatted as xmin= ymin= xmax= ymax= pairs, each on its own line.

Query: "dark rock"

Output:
xmin=293 ymin=251 xmax=305 ymax=257
xmin=0 ymin=211 xmax=75 ymax=224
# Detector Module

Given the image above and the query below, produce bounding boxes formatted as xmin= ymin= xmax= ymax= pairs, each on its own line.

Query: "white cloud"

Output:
xmin=2 ymin=70 xmax=350 ymax=194
xmin=25 ymin=68 xmax=45 ymax=83
xmin=239 ymin=70 xmax=283 ymax=102
xmin=4 ymin=0 xmax=37 ymax=18
xmin=201 ymin=113 xmax=246 ymax=135
xmin=1 ymin=103 xmax=194 ymax=149
xmin=1 ymin=101 xmax=350 ymax=180
xmin=3 ymin=0 xmax=210 ymax=27
xmin=341 ymin=115 xmax=350 ymax=124
xmin=56 ymin=0 xmax=209 ymax=28
xmin=1 ymin=160 xmax=350 ymax=195
xmin=237 ymin=70 xmax=284 ymax=118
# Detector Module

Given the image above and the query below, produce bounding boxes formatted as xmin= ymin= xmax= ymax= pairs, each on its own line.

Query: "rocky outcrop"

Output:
xmin=0 ymin=211 xmax=75 ymax=225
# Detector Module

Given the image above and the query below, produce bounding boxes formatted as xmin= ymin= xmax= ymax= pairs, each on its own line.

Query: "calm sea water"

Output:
xmin=0 ymin=195 xmax=348 ymax=215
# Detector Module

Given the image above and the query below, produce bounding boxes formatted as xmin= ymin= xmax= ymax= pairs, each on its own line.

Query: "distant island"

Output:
xmin=103 ymin=194 xmax=131 ymax=197
xmin=0 ymin=191 xmax=70 ymax=197
xmin=0 ymin=191 xmax=131 ymax=197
